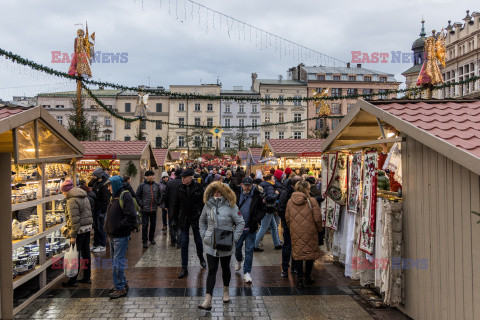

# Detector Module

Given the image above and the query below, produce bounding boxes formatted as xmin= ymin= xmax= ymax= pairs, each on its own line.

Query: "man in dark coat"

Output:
xmin=89 ymin=168 xmax=111 ymax=253
xmin=172 ymin=169 xmax=206 ymax=278
xmin=165 ymin=168 xmax=183 ymax=247
xmin=277 ymin=175 xmax=302 ymax=278
xmin=136 ymin=170 xmax=162 ymax=248
xmin=232 ymin=177 xmax=266 ymax=283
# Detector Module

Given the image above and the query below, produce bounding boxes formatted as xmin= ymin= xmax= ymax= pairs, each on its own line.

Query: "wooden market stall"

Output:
xmin=320 ymin=98 xmax=480 ymax=320
xmin=152 ymin=148 xmax=170 ymax=178
xmin=79 ymin=141 xmax=158 ymax=191
xmin=166 ymin=151 xmax=186 ymax=170
xmin=0 ymin=105 xmax=84 ymax=319
xmin=247 ymin=147 xmax=263 ymax=174
xmin=261 ymin=139 xmax=323 ymax=175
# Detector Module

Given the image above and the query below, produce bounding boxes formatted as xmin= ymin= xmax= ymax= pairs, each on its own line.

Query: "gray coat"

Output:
xmin=63 ymin=188 xmax=93 ymax=239
xmin=199 ymin=196 xmax=245 ymax=257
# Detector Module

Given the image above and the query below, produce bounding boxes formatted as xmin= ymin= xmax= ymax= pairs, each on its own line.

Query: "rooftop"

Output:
xmin=0 ymin=105 xmax=32 ymax=120
xmin=38 ymin=89 xmax=123 ymax=98
xmin=302 ymin=65 xmax=395 ymax=77
xmin=402 ymin=64 xmax=422 ymax=76
xmin=248 ymin=147 xmax=263 ymax=163
xmin=152 ymin=148 xmax=169 ymax=166
xmin=256 ymin=79 xmax=306 ymax=86
xmin=265 ymin=139 xmax=323 ymax=156
xmin=81 ymin=140 xmax=149 ymax=156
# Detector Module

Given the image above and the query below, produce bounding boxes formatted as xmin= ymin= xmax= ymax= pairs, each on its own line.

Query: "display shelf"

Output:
xmin=13 ymin=251 xmax=65 ymax=289
xmin=12 ymin=194 xmax=64 ymax=211
xmin=12 ymin=223 xmax=66 ymax=250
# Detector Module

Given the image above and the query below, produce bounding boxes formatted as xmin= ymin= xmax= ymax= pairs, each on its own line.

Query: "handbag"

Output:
xmin=211 ymin=202 xmax=234 ymax=251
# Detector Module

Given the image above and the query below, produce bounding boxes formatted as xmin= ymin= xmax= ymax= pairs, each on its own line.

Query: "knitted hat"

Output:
xmin=274 ymin=169 xmax=284 ymax=181
xmin=161 ymin=172 xmax=169 ymax=178
xmin=285 ymin=167 xmax=292 ymax=175
xmin=92 ymin=168 xmax=103 ymax=179
xmin=308 ymin=171 xmax=314 ymax=176
xmin=60 ymin=180 xmax=74 ymax=193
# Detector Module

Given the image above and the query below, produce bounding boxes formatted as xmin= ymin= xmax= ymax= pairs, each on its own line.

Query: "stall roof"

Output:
xmin=262 ymin=139 xmax=323 ymax=158
xmin=169 ymin=151 xmax=186 ymax=162
xmin=322 ymin=98 xmax=480 ymax=176
xmin=237 ymin=150 xmax=248 ymax=161
xmin=152 ymin=148 xmax=170 ymax=167
xmin=80 ymin=141 xmax=157 ymax=166
xmin=248 ymin=147 xmax=263 ymax=163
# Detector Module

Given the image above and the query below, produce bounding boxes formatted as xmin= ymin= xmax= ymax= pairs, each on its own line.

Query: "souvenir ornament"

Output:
xmin=313 ymin=88 xmax=331 ymax=116
xmin=210 ymin=126 xmax=223 ymax=138
xmin=68 ymin=22 xmax=95 ymax=78
xmin=417 ymin=30 xmax=445 ymax=86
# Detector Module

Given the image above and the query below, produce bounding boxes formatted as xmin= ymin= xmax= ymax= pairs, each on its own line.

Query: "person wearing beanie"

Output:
xmin=61 ymin=180 xmax=93 ymax=287
xmin=159 ymin=172 xmax=170 ymax=232
xmin=88 ymin=168 xmax=110 ymax=253
xmin=104 ymin=176 xmax=136 ymax=299
xmin=164 ymin=168 xmax=183 ymax=247
xmin=308 ymin=171 xmax=314 ymax=177
xmin=136 ymin=170 xmax=162 ymax=248
xmin=274 ymin=169 xmax=284 ymax=183
xmin=285 ymin=167 xmax=292 ymax=176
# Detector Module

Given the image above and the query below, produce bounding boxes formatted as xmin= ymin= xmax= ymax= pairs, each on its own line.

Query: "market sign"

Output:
xmin=297 ymin=152 xmax=323 ymax=157
xmin=82 ymin=154 xmax=117 ymax=160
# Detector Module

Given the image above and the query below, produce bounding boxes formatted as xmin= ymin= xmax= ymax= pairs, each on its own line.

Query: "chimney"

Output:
xmin=278 ymin=75 xmax=283 ymax=81
xmin=347 ymin=62 xmax=351 ymax=68
xmin=357 ymin=64 xmax=362 ymax=68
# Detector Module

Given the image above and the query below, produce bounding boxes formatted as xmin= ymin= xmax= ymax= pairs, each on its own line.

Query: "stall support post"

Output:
xmin=37 ymin=164 xmax=47 ymax=287
xmin=0 ymin=153 xmax=13 ymax=320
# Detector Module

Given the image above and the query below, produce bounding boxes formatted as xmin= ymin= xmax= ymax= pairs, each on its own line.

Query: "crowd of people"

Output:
xmin=59 ymin=164 xmax=325 ymax=306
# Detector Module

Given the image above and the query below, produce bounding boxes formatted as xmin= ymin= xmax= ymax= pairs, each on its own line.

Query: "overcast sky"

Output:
xmin=0 ymin=0 xmax=477 ymax=100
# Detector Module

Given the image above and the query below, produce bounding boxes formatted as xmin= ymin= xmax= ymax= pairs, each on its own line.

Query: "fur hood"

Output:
xmin=203 ymin=181 xmax=237 ymax=207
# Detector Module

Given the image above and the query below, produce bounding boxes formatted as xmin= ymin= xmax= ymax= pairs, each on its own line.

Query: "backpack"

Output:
xmin=116 ymin=190 xmax=142 ymax=231
xmin=260 ymin=187 xmax=277 ymax=212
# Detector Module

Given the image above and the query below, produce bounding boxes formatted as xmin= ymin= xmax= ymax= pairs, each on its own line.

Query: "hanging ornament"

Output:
xmin=417 ymin=29 xmax=445 ymax=87
xmin=68 ymin=22 xmax=95 ymax=78
xmin=313 ymin=88 xmax=331 ymax=116
xmin=210 ymin=126 xmax=223 ymax=138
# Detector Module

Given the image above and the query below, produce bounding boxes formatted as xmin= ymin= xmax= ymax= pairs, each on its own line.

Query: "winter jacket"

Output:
xmin=63 ymin=188 xmax=93 ymax=239
xmin=165 ymin=177 xmax=183 ymax=212
xmin=104 ymin=188 xmax=137 ymax=238
xmin=122 ymin=181 xmax=137 ymax=202
xmin=199 ymin=182 xmax=245 ymax=257
xmin=285 ymin=192 xmax=323 ymax=261
xmin=79 ymin=185 xmax=96 ymax=214
xmin=172 ymin=181 xmax=204 ymax=229
xmin=277 ymin=179 xmax=295 ymax=221
xmin=231 ymin=184 xmax=266 ymax=233
xmin=90 ymin=175 xmax=111 ymax=213
xmin=136 ymin=180 xmax=162 ymax=213
xmin=158 ymin=180 xmax=168 ymax=208
xmin=259 ymin=181 xmax=278 ymax=204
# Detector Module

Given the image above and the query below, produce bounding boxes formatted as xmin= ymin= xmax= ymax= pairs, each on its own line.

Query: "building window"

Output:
xmin=140 ymin=136 xmax=146 ymax=141
xmin=278 ymin=132 xmax=285 ymax=139
xmin=193 ymin=136 xmax=200 ymax=148
xmin=125 ymin=103 xmax=131 ymax=112
xmin=265 ymin=132 xmax=271 ymax=140
xmin=251 ymin=136 xmax=258 ymax=145
xmin=379 ymin=89 xmax=388 ymax=99
xmin=278 ymin=113 xmax=285 ymax=122
xmin=207 ymin=103 xmax=213 ymax=111
xmin=104 ymin=134 xmax=111 ymax=141
xmin=380 ymin=76 xmax=387 ymax=82
xmin=224 ymin=138 xmax=230 ymax=149
xmin=252 ymin=119 xmax=258 ymax=128
xmin=155 ymin=137 xmax=162 ymax=148
xmin=333 ymin=75 xmax=341 ymax=81
xmin=294 ymin=113 xmax=301 ymax=122
xmin=348 ymin=76 xmax=356 ymax=81
xmin=207 ymin=118 xmax=213 ymax=127
xmin=239 ymin=119 xmax=245 ymax=127
xmin=179 ymin=117 xmax=185 ymax=128
xmin=124 ymin=136 xmax=131 ymax=141
xmin=265 ymin=113 xmax=271 ymax=123
xmin=193 ymin=117 xmax=200 ymax=126
xmin=56 ymin=116 xmax=63 ymax=125
xmin=225 ymin=118 xmax=230 ymax=128
xmin=156 ymin=103 xmax=162 ymax=112
xmin=105 ymin=105 xmax=113 ymax=110
xmin=317 ymin=75 xmax=325 ymax=81
xmin=293 ymin=95 xmax=302 ymax=106
xmin=316 ymin=119 xmax=324 ymax=131
xmin=125 ymin=122 xmax=131 ymax=129
xmin=293 ymin=132 xmax=302 ymax=139
xmin=331 ymin=104 xmax=341 ymax=114
xmin=265 ymin=94 xmax=271 ymax=105
xmin=55 ymin=105 xmax=64 ymax=109
xmin=347 ymin=88 xmax=358 ymax=95
xmin=363 ymin=89 xmax=373 ymax=95
xmin=179 ymin=103 xmax=185 ymax=111
xmin=156 ymin=121 xmax=162 ymax=130
xmin=195 ymin=103 xmax=201 ymax=111
xmin=140 ymin=120 xmax=146 ymax=130
xmin=225 ymin=104 xmax=230 ymax=113
xmin=207 ymin=136 xmax=213 ymax=148
xmin=332 ymin=119 xmax=340 ymax=130
xmin=252 ymin=105 xmax=258 ymax=113
xmin=105 ymin=117 xmax=111 ymax=126
xmin=278 ymin=95 xmax=284 ymax=106
xmin=178 ymin=136 xmax=185 ymax=147
xmin=364 ymin=76 xmax=372 ymax=82
xmin=331 ymin=88 xmax=341 ymax=97
xmin=91 ymin=116 xmax=97 ymax=124
xmin=42 ymin=105 xmax=50 ymax=109
xmin=347 ymin=104 xmax=355 ymax=112
xmin=239 ymin=104 xmax=245 ymax=113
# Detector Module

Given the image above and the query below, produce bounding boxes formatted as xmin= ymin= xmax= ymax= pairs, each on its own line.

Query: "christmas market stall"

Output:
xmin=165 ymin=151 xmax=186 ymax=170
xmin=152 ymin=148 xmax=170 ymax=177
xmin=260 ymin=139 xmax=324 ymax=175
xmin=0 ymin=105 xmax=84 ymax=319
xmin=78 ymin=141 xmax=157 ymax=191
xmin=320 ymin=98 xmax=480 ymax=320
xmin=247 ymin=147 xmax=263 ymax=174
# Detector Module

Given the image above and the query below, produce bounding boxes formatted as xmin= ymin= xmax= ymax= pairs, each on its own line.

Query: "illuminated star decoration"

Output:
xmin=210 ymin=126 xmax=223 ymax=138
xmin=313 ymin=88 xmax=331 ymax=116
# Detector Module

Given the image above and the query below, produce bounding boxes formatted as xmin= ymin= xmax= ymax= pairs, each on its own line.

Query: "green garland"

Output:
xmin=1 ymin=47 xmax=478 ymax=103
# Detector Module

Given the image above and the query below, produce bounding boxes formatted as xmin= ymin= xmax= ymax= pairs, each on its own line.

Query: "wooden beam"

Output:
xmin=377 ymin=118 xmax=386 ymax=139
xmin=349 ymin=122 xmax=378 ymax=127
xmin=337 ymin=135 xmax=380 ymax=140
xmin=330 ymin=137 xmax=404 ymax=151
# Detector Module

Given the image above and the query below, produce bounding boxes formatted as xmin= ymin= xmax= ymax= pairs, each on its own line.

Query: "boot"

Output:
xmin=223 ymin=287 xmax=230 ymax=303
xmin=296 ymin=278 xmax=305 ymax=289
xmin=198 ymin=293 xmax=212 ymax=310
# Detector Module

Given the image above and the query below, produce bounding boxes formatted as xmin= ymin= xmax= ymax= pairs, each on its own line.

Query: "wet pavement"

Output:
xmin=15 ymin=219 xmax=410 ymax=320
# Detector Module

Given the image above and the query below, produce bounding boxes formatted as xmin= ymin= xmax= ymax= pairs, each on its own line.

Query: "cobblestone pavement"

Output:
xmin=15 ymin=219 xmax=409 ymax=320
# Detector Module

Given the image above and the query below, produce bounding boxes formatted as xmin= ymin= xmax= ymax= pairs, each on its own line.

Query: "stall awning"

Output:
xmin=262 ymin=139 xmax=323 ymax=158
xmin=80 ymin=140 xmax=158 ymax=167
xmin=322 ymin=99 xmax=480 ymax=176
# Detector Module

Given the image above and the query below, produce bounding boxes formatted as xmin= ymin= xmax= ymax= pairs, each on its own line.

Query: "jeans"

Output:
xmin=71 ymin=231 xmax=91 ymax=282
xmin=206 ymin=254 xmax=231 ymax=294
xmin=235 ymin=230 xmax=256 ymax=274
xmin=255 ymin=214 xmax=281 ymax=248
xmin=161 ymin=208 xmax=170 ymax=228
xmin=141 ymin=211 xmax=157 ymax=243
xmin=282 ymin=221 xmax=296 ymax=272
xmin=109 ymin=236 xmax=129 ymax=290
xmin=296 ymin=260 xmax=314 ymax=279
xmin=179 ymin=224 xmax=204 ymax=268
xmin=93 ymin=210 xmax=106 ymax=247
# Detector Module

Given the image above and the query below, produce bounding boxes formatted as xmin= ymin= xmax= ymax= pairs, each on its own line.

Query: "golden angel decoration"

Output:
xmin=313 ymin=88 xmax=330 ymax=116
xmin=417 ymin=30 xmax=446 ymax=86
xmin=135 ymin=92 xmax=149 ymax=118
xmin=68 ymin=22 xmax=95 ymax=78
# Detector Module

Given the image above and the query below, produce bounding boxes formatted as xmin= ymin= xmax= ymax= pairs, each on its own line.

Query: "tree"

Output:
xmin=230 ymin=127 xmax=248 ymax=151
xmin=307 ymin=118 xmax=330 ymax=139
xmin=162 ymin=131 xmax=176 ymax=149
xmin=134 ymin=120 xmax=146 ymax=141
xmin=67 ymin=98 xmax=99 ymax=141
xmin=191 ymin=122 xmax=211 ymax=156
